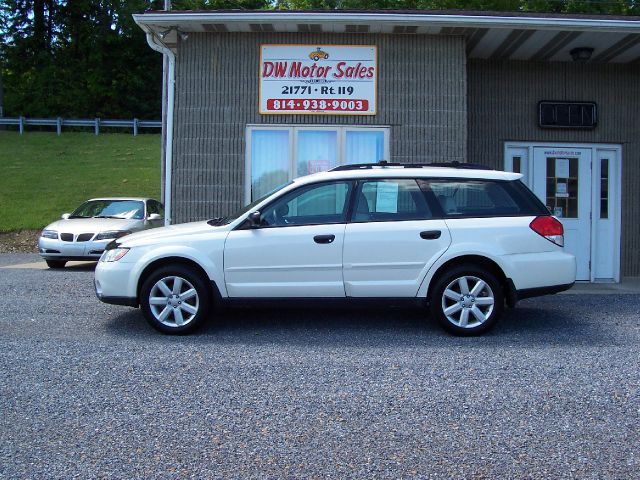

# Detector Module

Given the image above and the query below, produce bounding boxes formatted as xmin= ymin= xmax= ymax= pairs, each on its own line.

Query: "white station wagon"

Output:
xmin=94 ymin=163 xmax=576 ymax=335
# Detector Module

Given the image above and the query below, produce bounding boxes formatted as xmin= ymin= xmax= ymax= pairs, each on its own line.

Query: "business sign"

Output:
xmin=259 ymin=44 xmax=377 ymax=115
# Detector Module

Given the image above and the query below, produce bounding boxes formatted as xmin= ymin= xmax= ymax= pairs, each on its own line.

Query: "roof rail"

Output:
xmin=329 ymin=160 xmax=493 ymax=172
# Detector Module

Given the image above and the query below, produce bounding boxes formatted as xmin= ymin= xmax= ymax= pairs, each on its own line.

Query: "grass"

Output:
xmin=0 ymin=131 xmax=161 ymax=231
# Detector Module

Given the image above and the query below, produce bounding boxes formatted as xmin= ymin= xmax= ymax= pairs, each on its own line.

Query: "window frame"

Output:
xmin=418 ymin=178 xmax=549 ymax=219
xmin=240 ymin=180 xmax=356 ymax=230
xmin=349 ymin=178 xmax=436 ymax=224
xmin=245 ymin=125 xmax=390 ymax=203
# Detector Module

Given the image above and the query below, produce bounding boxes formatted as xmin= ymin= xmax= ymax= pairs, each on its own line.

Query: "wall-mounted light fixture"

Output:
xmin=570 ymin=47 xmax=594 ymax=62
xmin=157 ymin=27 xmax=189 ymax=42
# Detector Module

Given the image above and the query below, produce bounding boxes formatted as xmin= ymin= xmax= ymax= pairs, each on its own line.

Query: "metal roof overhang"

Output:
xmin=133 ymin=11 xmax=640 ymax=63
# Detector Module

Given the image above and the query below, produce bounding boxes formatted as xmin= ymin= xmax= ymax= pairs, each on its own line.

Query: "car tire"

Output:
xmin=140 ymin=264 xmax=211 ymax=334
xmin=46 ymin=260 xmax=67 ymax=269
xmin=430 ymin=265 xmax=504 ymax=336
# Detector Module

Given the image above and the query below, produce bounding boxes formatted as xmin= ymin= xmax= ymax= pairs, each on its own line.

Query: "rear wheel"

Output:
xmin=430 ymin=265 xmax=504 ymax=336
xmin=45 ymin=259 xmax=66 ymax=269
xmin=140 ymin=265 xmax=211 ymax=334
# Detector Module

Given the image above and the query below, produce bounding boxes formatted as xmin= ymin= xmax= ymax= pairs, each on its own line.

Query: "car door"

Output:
xmin=224 ymin=181 xmax=353 ymax=297
xmin=343 ymin=178 xmax=451 ymax=297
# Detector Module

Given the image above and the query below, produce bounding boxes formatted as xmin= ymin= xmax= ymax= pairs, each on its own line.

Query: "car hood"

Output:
xmin=117 ymin=221 xmax=227 ymax=247
xmin=44 ymin=218 xmax=142 ymax=234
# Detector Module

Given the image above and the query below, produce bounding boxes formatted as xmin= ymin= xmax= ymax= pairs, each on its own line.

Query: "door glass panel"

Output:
xmin=354 ymin=179 xmax=431 ymax=222
xmin=512 ymin=156 xmax=521 ymax=173
xmin=261 ymin=182 xmax=351 ymax=227
xmin=600 ymin=158 xmax=609 ymax=219
xmin=546 ymin=157 xmax=578 ymax=218
xmin=345 ymin=130 xmax=385 ymax=164
xmin=251 ymin=130 xmax=290 ymax=200
xmin=297 ymin=130 xmax=337 ymax=177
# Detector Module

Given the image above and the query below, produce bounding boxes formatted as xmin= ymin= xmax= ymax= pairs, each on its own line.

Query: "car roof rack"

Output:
xmin=329 ymin=160 xmax=493 ymax=172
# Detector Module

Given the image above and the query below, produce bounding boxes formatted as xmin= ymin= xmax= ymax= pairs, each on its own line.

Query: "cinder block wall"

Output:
xmin=468 ymin=60 xmax=640 ymax=275
xmin=171 ymin=33 xmax=467 ymax=223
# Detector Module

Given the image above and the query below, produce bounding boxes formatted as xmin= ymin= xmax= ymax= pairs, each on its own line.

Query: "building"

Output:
xmin=133 ymin=9 xmax=640 ymax=282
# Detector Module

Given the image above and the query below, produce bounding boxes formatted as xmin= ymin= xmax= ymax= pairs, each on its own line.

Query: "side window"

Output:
xmin=260 ymin=181 xmax=352 ymax=227
xmin=147 ymin=200 xmax=165 ymax=218
xmin=352 ymin=179 xmax=432 ymax=222
xmin=423 ymin=180 xmax=546 ymax=217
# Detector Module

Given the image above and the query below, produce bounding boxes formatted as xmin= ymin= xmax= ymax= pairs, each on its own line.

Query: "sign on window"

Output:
xmin=259 ymin=45 xmax=377 ymax=115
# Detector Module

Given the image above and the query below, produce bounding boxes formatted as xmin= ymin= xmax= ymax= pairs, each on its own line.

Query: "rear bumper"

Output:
xmin=96 ymin=294 xmax=138 ymax=307
xmin=516 ymin=282 xmax=575 ymax=300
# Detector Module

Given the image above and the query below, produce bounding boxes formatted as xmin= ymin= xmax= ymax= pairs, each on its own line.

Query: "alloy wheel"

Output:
xmin=148 ymin=275 xmax=200 ymax=327
xmin=441 ymin=275 xmax=495 ymax=328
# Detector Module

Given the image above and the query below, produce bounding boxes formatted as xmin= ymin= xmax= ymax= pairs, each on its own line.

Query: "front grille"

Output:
xmin=60 ymin=233 xmax=74 ymax=242
xmin=77 ymin=233 xmax=94 ymax=242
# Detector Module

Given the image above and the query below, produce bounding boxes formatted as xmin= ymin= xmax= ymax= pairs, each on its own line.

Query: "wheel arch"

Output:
xmin=425 ymin=254 xmax=513 ymax=305
xmin=136 ymin=256 xmax=222 ymax=304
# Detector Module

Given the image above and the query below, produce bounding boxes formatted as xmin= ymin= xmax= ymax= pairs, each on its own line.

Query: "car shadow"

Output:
xmin=102 ymin=296 xmax=623 ymax=348
xmin=40 ymin=261 xmax=97 ymax=272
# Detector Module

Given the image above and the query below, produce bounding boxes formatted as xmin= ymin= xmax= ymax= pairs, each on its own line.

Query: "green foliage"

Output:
xmin=0 ymin=1 xmax=164 ymax=119
xmin=274 ymin=0 xmax=636 ymax=13
xmin=173 ymin=0 xmax=271 ymax=8
xmin=0 ymin=131 xmax=161 ymax=231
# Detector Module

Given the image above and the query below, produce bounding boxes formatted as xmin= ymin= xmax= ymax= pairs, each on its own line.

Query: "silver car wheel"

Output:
xmin=148 ymin=275 xmax=200 ymax=327
xmin=441 ymin=275 xmax=495 ymax=329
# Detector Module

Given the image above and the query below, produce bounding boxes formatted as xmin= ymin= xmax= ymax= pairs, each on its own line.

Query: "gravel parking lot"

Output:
xmin=1 ymin=253 xmax=638 ymax=479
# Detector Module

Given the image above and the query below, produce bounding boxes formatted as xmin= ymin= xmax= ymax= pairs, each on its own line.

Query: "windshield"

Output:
xmin=209 ymin=181 xmax=293 ymax=226
xmin=70 ymin=200 xmax=145 ymax=220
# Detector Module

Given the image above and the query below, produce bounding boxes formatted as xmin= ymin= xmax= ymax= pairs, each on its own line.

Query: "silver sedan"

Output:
xmin=38 ymin=197 xmax=164 ymax=268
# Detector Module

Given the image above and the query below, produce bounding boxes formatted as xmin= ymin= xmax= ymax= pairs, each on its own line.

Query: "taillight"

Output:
xmin=530 ymin=216 xmax=564 ymax=247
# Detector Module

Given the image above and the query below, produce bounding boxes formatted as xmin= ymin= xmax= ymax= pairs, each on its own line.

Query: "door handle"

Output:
xmin=420 ymin=230 xmax=441 ymax=240
xmin=314 ymin=234 xmax=335 ymax=244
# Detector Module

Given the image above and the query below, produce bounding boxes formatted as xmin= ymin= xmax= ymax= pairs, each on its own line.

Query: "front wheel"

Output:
xmin=140 ymin=265 xmax=211 ymax=334
xmin=430 ymin=265 xmax=504 ymax=336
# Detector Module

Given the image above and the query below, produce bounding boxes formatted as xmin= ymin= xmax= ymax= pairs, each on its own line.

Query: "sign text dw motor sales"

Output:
xmin=259 ymin=45 xmax=377 ymax=115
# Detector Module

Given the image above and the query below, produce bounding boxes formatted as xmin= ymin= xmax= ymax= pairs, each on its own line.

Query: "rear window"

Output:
xmin=418 ymin=179 xmax=548 ymax=218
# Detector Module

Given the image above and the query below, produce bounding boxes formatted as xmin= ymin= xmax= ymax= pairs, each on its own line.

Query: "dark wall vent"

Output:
xmin=538 ymin=101 xmax=597 ymax=129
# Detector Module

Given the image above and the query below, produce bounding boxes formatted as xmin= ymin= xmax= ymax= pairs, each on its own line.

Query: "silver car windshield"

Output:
xmin=70 ymin=200 xmax=145 ymax=220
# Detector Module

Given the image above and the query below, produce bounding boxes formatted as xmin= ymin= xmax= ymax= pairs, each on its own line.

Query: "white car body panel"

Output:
xmin=416 ymin=217 xmax=576 ymax=297
xmin=224 ymin=224 xmax=347 ymax=297
xmin=343 ymin=219 xmax=451 ymax=297
xmin=95 ymin=221 xmax=230 ymax=299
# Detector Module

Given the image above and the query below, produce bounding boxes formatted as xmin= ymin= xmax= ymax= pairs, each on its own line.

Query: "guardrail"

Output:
xmin=0 ymin=116 xmax=162 ymax=136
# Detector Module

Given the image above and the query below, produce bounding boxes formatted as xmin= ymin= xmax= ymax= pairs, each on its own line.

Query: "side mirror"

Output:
xmin=247 ymin=211 xmax=261 ymax=228
xmin=61 ymin=213 xmax=71 ymax=220
xmin=147 ymin=213 xmax=162 ymax=221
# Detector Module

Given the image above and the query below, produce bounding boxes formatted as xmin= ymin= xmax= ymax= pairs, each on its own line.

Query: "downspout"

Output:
xmin=145 ymin=32 xmax=175 ymax=226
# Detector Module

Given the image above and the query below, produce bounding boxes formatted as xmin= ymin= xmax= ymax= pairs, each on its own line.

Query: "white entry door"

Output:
xmin=505 ymin=143 xmax=621 ymax=282
xmin=532 ymin=147 xmax=592 ymax=280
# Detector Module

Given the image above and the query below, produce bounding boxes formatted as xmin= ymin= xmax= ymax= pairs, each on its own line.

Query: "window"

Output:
xmin=353 ymin=179 xmax=432 ymax=222
xmin=260 ymin=181 xmax=352 ymax=227
xmin=422 ymin=180 xmax=547 ymax=218
xmin=247 ymin=126 xmax=389 ymax=201
xmin=147 ymin=200 xmax=164 ymax=217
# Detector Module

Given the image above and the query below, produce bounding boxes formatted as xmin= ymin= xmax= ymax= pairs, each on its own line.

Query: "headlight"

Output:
xmin=95 ymin=230 xmax=131 ymax=241
xmin=101 ymin=247 xmax=130 ymax=262
xmin=41 ymin=229 xmax=58 ymax=239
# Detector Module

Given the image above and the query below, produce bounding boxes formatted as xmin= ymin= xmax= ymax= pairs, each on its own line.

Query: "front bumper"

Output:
xmin=94 ymin=256 xmax=140 ymax=307
xmin=38 ymin=236 xmax=112 ymax=261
